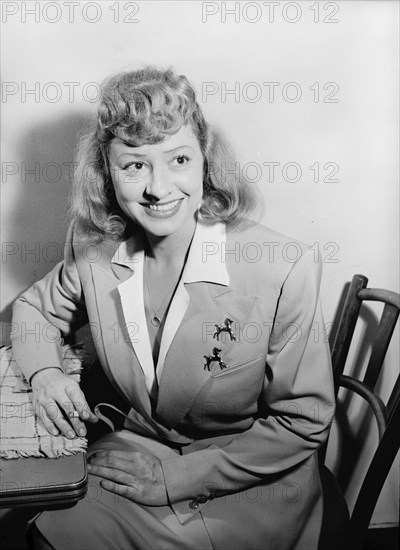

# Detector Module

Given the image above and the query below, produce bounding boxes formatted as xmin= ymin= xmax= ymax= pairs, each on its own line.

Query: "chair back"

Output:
xmin=326 ymin=274 xmax=400 ymax=550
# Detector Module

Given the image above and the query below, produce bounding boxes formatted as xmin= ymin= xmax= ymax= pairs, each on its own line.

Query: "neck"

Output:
xmin=144 ymin=216 xmax=197 ymax=267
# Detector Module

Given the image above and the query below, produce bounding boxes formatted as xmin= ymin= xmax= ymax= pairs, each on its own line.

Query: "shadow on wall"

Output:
xmin=1 ymin=112 xmax=92 ymax=333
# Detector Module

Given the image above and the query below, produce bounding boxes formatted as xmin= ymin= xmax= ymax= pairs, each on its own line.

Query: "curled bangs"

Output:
xmin=97 ymin=68 xmax=203 ymax=149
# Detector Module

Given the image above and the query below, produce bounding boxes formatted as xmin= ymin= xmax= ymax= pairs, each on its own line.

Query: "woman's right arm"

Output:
xmin=10 ymin=223 xmax=98 ymax=437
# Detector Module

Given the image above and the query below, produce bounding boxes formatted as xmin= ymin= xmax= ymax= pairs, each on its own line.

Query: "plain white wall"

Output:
xmin=1 ymin=0 xmax=398 ymax=527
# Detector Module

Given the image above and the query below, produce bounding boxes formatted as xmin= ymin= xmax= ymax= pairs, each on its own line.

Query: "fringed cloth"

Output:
xmin=0 ymin=346 xmax=87 ymax=459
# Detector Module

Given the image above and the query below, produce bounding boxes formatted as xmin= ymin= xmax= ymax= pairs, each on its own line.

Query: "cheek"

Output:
xmin=113 ymin=176 xmax=143 ymax=202
xmin=187 ymin=164 xmax=204 ymax=196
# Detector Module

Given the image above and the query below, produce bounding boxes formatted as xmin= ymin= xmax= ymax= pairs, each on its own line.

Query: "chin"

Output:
xmin=143 ymin=209 xmax=197 ymax=231
xmin=144 ymin=220 xmax=186 ymax=237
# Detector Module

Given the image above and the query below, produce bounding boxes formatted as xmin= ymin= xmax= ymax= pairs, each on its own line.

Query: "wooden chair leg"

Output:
xmin=346 ymin=401 xmax=400 ymax=550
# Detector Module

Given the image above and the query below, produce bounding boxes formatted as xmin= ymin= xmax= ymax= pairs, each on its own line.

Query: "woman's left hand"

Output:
xmin=87 ymin=450 xmax=168 ymax=505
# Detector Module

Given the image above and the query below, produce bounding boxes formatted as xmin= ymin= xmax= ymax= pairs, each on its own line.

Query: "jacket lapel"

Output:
xmin=90 ymin=262 xmax=152 ymax=418
xmin=155 ymin=279 xmax=190 ymax=380
xmin=155 ymin=282 xmax=257 ymax=428
xmin=116 ymin=250 xmax=159 ymax=400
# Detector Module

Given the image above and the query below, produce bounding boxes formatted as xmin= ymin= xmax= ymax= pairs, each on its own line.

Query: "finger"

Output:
xmin=87 ymin=463 xmax=138 ymax=489
xmin=65 ymin=384 xmax=98 ymax=423
xmin=61 ymin=399 xmax=87 ymax=435
xmin=89 ymin=451 xmax=129 ymax=459
xmin=100 ymin=480 xmax=139 ymax=502
xmin=91 ymin=450 xmax=140 ymax=460
xmin=89 ymin=455 xmax=136 ymax=475
xmin=35 ymin=402 xmax=60 ymax=436
xmin=62 ymin=405 xmax=87 ymax=437
xmin=42 ymin=400 xmax=77 ymax=439
xmin=90 ymin=451 xmax=150 ymax=471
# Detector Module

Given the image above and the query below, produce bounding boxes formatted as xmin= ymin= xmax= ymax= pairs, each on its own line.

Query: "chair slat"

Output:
xmin=363 ymin=304 xmax=400 ymax=389
xmin=359 ymin=288 xmax=400 ymax=310
xmin=340 ymin=375 xmax=387 ymax=440
xmin=331 ymin=275 xmax=368 ymax=393
xmin=386 ymin=375 xmax=400 ymax=422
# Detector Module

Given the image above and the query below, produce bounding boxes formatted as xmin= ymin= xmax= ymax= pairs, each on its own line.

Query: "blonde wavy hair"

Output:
xmin=70 ymin=66 xmax=260 ymax=240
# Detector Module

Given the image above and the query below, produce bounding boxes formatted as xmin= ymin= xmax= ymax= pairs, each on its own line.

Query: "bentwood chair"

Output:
xmin=318 ymin=274 xmax=400 ymax=550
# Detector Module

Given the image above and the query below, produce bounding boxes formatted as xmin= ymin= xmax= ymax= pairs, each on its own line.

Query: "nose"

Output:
xmin=144 ymin=165 xmax=172 ymax=201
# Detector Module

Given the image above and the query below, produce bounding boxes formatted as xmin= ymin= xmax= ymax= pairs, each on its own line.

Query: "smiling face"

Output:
xmin=108 ymin=125 xmax=204 ymax=241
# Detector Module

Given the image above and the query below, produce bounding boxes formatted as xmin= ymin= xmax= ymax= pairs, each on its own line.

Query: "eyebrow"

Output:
xmin=162 ymin=145 xmax=194 ymax=154
xmin=118 ymin=145 xmax=194 ymax=158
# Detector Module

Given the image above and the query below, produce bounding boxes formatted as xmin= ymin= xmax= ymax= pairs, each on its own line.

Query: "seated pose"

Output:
xmin=11 ymin=66 xmax=335 ymax=550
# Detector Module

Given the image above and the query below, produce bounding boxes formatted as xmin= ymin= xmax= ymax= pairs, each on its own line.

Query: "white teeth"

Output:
xmin=148 ymin=200 xmax=180 ymax=212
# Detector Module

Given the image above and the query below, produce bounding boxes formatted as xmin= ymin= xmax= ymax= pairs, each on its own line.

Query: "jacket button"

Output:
xmin=189 ymin=499 xmax=199 ymax=510
xmin=198 ymin=495 xmax=208 ymax=504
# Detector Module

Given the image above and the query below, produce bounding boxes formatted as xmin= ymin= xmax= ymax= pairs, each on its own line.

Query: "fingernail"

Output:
xmin=51 ymin=429 xmax=58 ymax=436
xmin=78 ymin=428 xmax=86 ymax=436
xmin=82 ymin=411 xmax=89 ymax=419
xmin=67 ymin=430 xmax=75 ymax=438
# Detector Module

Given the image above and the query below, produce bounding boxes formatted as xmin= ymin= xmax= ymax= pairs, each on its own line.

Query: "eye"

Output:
xmin=173 ymin=155 xmax=190 ymax=166
xmin=123 ymin=161 xmax=145 ymax=171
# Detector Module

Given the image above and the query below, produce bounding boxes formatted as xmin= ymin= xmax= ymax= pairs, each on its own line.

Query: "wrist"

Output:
xmin=29 ymin=366 xmax=64 ymax=386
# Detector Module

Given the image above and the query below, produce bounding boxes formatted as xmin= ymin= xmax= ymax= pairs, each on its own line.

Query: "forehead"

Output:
xmin=109 ymin=125 xmax=201 ymax=159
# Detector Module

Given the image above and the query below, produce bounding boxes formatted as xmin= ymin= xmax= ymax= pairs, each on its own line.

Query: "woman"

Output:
xmin=11 ymin=66 xmax=335 ymax=550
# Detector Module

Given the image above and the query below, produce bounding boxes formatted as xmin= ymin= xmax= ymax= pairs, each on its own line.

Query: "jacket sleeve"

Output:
xmin=10 ymin=223 xmax=88 ymax=383
xmin=161 ymin=247 xmax=335 ymax=523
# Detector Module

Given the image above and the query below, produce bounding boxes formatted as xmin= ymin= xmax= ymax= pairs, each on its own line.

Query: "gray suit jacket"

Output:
xmin=11 ymin=218 xmax=334 ymax=548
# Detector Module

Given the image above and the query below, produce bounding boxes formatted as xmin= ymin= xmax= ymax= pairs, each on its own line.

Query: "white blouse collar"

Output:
xmin=110 ymin=216 xmax=229 ymax=287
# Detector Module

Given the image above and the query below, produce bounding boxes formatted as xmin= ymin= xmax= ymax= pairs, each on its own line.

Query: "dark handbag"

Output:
xmin=0 ymin=453 xmax=87 ymax=508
